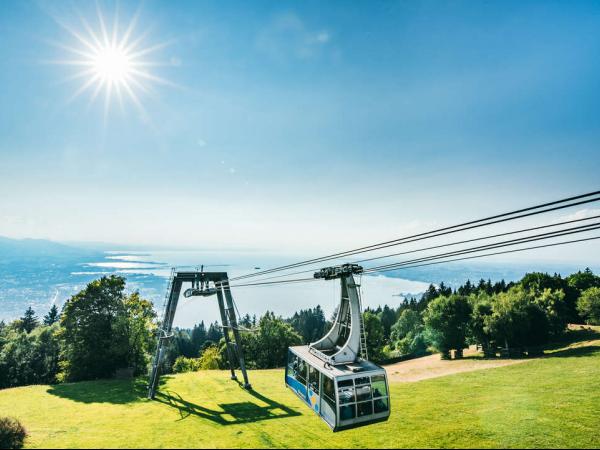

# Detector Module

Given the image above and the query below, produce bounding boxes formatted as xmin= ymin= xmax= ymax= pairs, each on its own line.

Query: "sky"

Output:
xmin=0 ymin=0 xmax=599 ymax=262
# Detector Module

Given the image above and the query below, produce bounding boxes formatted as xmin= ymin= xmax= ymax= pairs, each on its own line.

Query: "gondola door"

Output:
xmin=286 ymin=350 xmax=309 ymax=404
xmin=307 ymin=365 xmax=320 ymax=414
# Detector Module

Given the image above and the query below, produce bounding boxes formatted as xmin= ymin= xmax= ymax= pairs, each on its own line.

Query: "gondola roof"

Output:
xmin=289 ymin=345 xmax=385 ymax=376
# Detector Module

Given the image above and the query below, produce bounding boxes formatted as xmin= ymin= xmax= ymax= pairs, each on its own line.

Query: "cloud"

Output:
xmin=315 ymin=31 xmax=330 ymax=44
xmin=555 ymin=208 xmax=600 ymax=222
xmin=256 ymin=12 xmax=332 ymax=61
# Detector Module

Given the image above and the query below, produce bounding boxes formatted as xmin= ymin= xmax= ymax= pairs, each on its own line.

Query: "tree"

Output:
xmin=0 ymin=330 xmax=35 ymax=388
xmin=43 ymin=305 xmax=60 ymax=326
xmin=468 ymin=293 xmax=494 ymax=356
xmin=289 ymin=306 xmax=327 ymax=344
xmin=423 ymin=294 xmax=472 ymax=359
xmin=420 ymin=284 xmax=440 ymax=305
xmin=391 ymin=309 xmax=421 ymax=340
xmin=568 ymin=269 xmax=600 ymax=322
xmin=30 ymin=324 xmax=61 ymax=384
xmin=520 ymin=272 xmax=564 ymax=292
xmin=118 ymin=292 xmax=156 ymax=375
xmin=534 ymin=289 xmax=569 ymax=337
xmin=0 ymin=323 xmax=61 ymax=389
xmin=241 ymin=312 xmax=302 ymax=369
xmin=174 ymin=329 xmax=195 ymax=358
xmin=379 ymin=305 xmax=397 ymax=341
xmin=577 ymin=287 xmax=600 ymax=325
xmin=59 ymin=277 xmax=157 ymax=381
xmin=439 ymin=282 xmax=452 ymax=297
xmin=160 ymin=335 xmax=184 ymax=374
xmin=0 ymin=321 xmax=6 ymax=352
xmin=458 ymin=280 xmax=474 ymax=296
xmin=484 ymin=287 xmax=550 ymax=355
xmin=19 ymin=307 xmax=38 ymax=333
xmin=191 ymin=322 xmax=207 ymax=354
xmin=207 ymin=322 xmax=223 ymax=343
xmin=390 ymin=309 xmax=427 ymax=356
xmin=58 ymin=276 xmax=129 ymax=382
xmin=363 ymin=311 xmax=385 ymax=361
xmin=567 ymin=268 xmax=600 ymax=292
xmin=256 ymin=312 xmax=302 ymax=368
xmin=239 ymin=314 xmax=254 ymax=328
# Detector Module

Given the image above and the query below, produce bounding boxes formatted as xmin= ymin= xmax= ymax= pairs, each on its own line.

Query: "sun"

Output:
xmin=93 ymin=46 xmax=132 ymax=83
xmin=52 ymin=5 xmax=173 ymax=118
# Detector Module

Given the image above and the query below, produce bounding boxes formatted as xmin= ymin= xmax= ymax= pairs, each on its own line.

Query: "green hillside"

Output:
xmin=1 ymin=332 xmax=599 ymax=449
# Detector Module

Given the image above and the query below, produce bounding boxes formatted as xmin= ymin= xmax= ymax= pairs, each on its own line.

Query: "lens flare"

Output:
xmin=94 ymin=47 xmax=131 ymax=82
xmin=51 ymin=5 xmax=174 ymax=119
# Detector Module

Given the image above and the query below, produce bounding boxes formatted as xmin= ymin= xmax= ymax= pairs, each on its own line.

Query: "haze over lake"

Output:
xmin=2 ymin=241 xmax=597 ymax=328
xmin=17 ymin=249 xmax=434 ymax=328
xmin=0 ymin=243 xmax=432 ymax=326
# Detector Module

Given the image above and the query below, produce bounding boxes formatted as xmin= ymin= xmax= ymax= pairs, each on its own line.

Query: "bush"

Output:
xmin=172 ymin=356 xmax=201 ymax=373
xmin=198 ymin=346 xmax=221 ymax=370
xmin=0 ymin=417 xmax=27 ymax=449
xmin=390 ymin=309 xmax=428 ymax=356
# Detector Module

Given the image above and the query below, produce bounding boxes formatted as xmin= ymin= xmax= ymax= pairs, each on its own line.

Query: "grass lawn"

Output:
xmin=1 ymin=330 xmax=599 ymax=448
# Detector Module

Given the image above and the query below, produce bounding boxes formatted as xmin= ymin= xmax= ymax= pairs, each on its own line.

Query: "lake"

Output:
xmin=0 ymin=249 xmax=431 ymax=328
xmin=2 ymin=247 xmax=595 ymax=328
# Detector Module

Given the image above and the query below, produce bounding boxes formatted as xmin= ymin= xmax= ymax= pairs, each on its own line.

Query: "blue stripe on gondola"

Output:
xmin=285 ymin=375 xmax=308 ymax=401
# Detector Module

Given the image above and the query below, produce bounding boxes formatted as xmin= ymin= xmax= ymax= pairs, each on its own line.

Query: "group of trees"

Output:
xmin=380 ymin=268 xmax=600 ymax=360
xmin=0 ymin=276 xmax=156 ymax=388
xmin=1 ymin=269 xmax=599 ymax=389
xmin=174 ymin=312 xmax=304 ymax=373
xmin=162 ymin=321 xmax=224 ymax=373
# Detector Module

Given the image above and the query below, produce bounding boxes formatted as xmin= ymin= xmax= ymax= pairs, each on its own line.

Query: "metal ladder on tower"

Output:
xmin=158 ymin=267 xmax=176 ymax=337
xmin=147 ymin=268 xmax=176 ymax=398
xmin=357 ymin=282 xmax=369 ymax=361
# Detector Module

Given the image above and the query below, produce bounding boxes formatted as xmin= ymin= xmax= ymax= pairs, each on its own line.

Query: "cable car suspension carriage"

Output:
xmin=285 ymin=263 xmax=391 ymax=431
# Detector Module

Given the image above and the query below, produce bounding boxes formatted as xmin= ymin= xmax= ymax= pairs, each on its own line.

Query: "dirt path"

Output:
xmin=385 ymin=325 xmax=600 ymax=383
xmin=384 ymin=346 xmax=529 ymax=382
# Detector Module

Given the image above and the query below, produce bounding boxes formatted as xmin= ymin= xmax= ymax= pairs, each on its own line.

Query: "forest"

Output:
xmin=1 ymin=269 xmax=599 ymax=389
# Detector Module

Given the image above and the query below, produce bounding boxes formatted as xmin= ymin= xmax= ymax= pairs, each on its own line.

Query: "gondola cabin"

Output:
xmin=284 ymin=264 xmax=391 ymax=431
xmin=285 ymin=346 xmax=390 ymax=431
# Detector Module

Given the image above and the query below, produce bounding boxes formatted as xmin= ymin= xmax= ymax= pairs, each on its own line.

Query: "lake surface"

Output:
xmin=73 ymin=250 xmax=432 ymax=327
xmin=1 ymin=248 xmax=595 ymax=328
xmin=0 ymin=249 xmax=431 ymax=328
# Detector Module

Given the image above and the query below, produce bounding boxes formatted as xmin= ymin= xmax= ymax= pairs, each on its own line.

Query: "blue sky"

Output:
xmin=0 ymin=0 xmax=599 ymax=260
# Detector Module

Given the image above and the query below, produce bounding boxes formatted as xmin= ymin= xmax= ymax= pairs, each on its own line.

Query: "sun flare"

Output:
xmin=93 ymin=46 xmax=132 ymax=83
xmin=52 ymin=6 xmax=172 ymax=118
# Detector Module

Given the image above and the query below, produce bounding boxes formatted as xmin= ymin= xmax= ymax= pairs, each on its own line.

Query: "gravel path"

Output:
xmin=384 ymin=346 xmax=529 ymax=382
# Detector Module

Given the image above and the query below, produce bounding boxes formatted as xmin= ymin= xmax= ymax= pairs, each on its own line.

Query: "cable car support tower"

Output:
xmin=147 ymin=268 xmax=251 ymax=400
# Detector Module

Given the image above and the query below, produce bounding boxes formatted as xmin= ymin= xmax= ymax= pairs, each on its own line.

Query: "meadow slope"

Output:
xmin=1 ymin=330 xmax=599 ymax=449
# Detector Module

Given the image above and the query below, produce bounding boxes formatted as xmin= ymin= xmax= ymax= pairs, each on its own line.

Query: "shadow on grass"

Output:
xmin=543 ymin=344 xmax=600 ymax=359
xmin=154 ymin=383 xmax=300 ymax=425
xmin=538 ymin=326 xmax=600 ymax=359
xmin=460 ymin=327 xmax=600 ymax=361
xmin=46 ymin=376 xmax=163 ymax=404
xmin=546 ymin=326 xmax=600 ymax=347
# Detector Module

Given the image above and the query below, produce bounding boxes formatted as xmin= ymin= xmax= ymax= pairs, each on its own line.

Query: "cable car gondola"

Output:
xmin=285 ymin=264 xmax=390 ymax=431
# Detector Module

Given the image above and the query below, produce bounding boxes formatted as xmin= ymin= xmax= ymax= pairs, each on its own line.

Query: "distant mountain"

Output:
xmin=0 ymin=236 xmax=100 ymax=261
